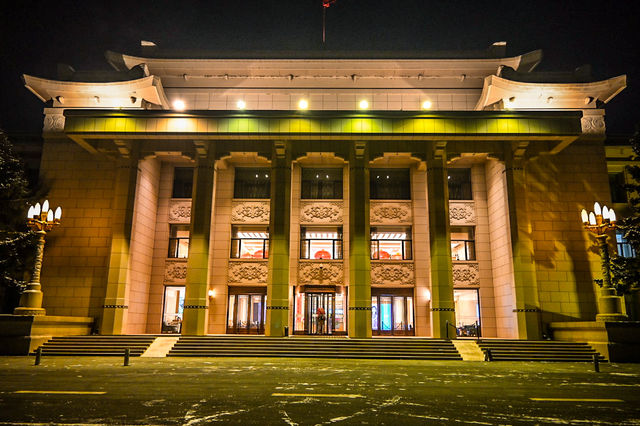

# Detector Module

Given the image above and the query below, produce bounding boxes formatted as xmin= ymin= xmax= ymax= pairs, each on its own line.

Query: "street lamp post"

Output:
xmin=13 ymin=200 xmax=62 ymax=316
xmin=581 ymin=202 xmax=627 ymax=321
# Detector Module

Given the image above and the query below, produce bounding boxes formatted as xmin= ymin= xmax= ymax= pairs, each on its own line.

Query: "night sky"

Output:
xmin=1 ymin=0 xmax=638 ymax=135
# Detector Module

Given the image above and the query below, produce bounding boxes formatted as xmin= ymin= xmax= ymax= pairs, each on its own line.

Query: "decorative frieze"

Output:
xmin=231 ymin=200 xmax=270 ymax=224
xmin=164 ymin=260 xmax=188 ymax=283
xmin=452 ymin=262 xmax=480 ymax=286
xmin=298 ymin=261 xmax=344 ymax=284
xmin=228 ymin=261 xmax=268 ymax=284
xmin=299 ymin=201 xmax=343 ymax=224
xmin=370 ymin=262 xmax=415 ymax=285
xmin=168 ymin=199 xmax=192 ymax=223
xmin=449 ymin=201 xmax=476 ymax=225
xmin=370 ymin=201 xmax=412 ymax=224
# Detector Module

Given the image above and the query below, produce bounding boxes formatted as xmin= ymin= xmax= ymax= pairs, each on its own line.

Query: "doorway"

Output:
xmin=453 ymin=288 xmax=481 ymax=337
xmin=371 ymin=288 xmax=414 ymax=336
xmin=227 ymin=287 xmax=267 ymax=334
xmin=293 ymin=287 xmax=347 ymax=335
xmin=161 ymin=286 xmax=185 ymax=334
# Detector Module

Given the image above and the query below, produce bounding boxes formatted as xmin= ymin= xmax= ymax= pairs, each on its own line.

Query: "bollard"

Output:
xmin=484 ymin=348 xmax=492 ymax=362
xmin=124 ymin=348 xmax=130 ymax=366
xmin=34 ymin=347 xmax=42 ymax=366
xmin=593 ymin=353 xmax=600 ymax=373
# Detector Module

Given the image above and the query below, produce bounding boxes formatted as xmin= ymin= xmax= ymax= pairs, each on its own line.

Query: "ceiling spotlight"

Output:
xmin=422 ymin=100 xmax=432 ymax=109
xmin=172 ymin=100 xmax=186 ymax=111
xmin=298 ymin=99 xmax=309 ymax=110
xmin=236 ymin=99 xmax=246 ymax=109
xmin=359 ymin=99 xmax=369 ymax=109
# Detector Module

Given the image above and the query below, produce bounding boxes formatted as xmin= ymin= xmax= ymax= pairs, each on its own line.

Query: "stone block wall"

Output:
xmin=39 ymin=138 xmax=115 ymax=319
xmin=527 ymin=139 xmax=607 ymax=325
xmin=411 ymin=165 xmax=431 ymax=335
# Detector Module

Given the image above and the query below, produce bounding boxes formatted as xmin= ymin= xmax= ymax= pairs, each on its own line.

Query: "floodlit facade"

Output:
xmin=22 ymin=44 xmax=628 ymax=339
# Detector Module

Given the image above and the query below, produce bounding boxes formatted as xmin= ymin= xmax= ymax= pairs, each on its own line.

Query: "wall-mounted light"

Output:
xmin=359 ymin=99 xmax=369 ymax=109
xmin=422 ymin=100 xmax=432 ymax=110
xmin=236 ymin=99 xmax=246 ymax=110
xmin=208 ymin=289 xmax=216 ymax=298
xmin=172 ymin=99 xmax=186 ymax=111
xmin=423 ymin=288 xmax=431 ymax=302
xmin=298 ymin=99 xmax=309 ymax=110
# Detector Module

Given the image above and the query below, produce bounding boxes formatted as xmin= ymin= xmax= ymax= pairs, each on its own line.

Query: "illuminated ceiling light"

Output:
xmin=422 ymin=100 xmax=432 ymax=110
xmin=298 ymin=99 xmax=309 ymax=110
xmin=172 ymin=99 xmax=186 ymax=111
xmin=359 ymin=99 xmax=369 ymax=109
xmin=236 ymin=99 xmax=246 ymax=109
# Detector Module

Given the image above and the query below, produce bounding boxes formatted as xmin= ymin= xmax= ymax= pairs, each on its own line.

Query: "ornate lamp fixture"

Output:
xmin=13 ymin=200 xmax=62 ymax=316
xmin=580 ymin=202 xmax=626 ymax=321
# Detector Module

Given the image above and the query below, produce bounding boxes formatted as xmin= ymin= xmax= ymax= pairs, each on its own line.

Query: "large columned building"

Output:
xmin=22 ymin=44 xmax=626 ymax=339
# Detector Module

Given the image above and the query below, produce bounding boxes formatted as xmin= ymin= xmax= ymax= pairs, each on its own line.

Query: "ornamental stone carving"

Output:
xmin=228 ymin=261 xmax=268 ymax=284
xmin=43 ymin=113 xmax=65 ymax=133
xmin=581 ymin=115 xmax=606 ymax=134
xmin=298 ymin=261 xmax=344 ymax=284
xmin=169 ymin=199 xmax=192 ymax=223
xmin=231 ymin=201 xmax=270 ymax=223
xmin=452 ymin=263 xmax=480 ymax=286
xmin=165 ymin=260 xmax=188 ymax=283
xmin=370 ymin=201 xmax=412 ymax=224
xmin=299 ymin=201 xmax=343 ymax=224
xmin=449 ymin=201 xmax=476 ymax=225
xmin=371 ymin=262 xmax=415 ymax=285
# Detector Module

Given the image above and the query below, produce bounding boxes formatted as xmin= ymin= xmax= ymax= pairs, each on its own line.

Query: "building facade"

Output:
xmin=22 ymin=45 xmax=627 ymax=339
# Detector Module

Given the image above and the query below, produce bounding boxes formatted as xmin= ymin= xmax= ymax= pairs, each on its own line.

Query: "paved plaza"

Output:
xmin=0 ymin=357 xmax=639 ymax=425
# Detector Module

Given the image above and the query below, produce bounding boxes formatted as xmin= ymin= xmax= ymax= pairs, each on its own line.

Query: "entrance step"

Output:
xmin=476 ymin=339 xmax=604 ymax=362
xmin=32 ymin=335 xmax=157 ymax=356
xmin=141 ymin=336 xmax=179 ymax=357
xmin=452 ymin=340 xmax=484 ymax=361
xmin=168 ymin=336 xmax=462 ymax=360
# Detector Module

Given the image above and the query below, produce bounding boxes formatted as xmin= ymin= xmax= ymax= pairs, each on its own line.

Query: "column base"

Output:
xmin=13 ymin=307 xmax=46 ymax=316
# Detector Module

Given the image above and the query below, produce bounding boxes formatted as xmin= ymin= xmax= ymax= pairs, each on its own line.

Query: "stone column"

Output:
xmin=101 ymin=153 xmax=139 ymax=335
xmin=426 ymin=142 xmax=456 ymax=338
xmin=504 ymin=145 xmax=542 ymax=340
xmin=348 ymin=142 xmax=372 ymax=338
xmin=182 ymin=142 xmax=216 ymax=335
xmin=266 ymin=141 xmax=291 ymax=336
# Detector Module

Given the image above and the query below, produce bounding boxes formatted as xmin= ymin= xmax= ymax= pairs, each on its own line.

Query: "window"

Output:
xmin=370 ymin=226 xmax=412 ymax=260
xmin=301 ymin=168 xmax=343 ymax=199
xmin=234 ymin=168 xmax=270 ymax=199
xmin=448 ymin=168 xmax=472 ymax=200
xmin=370 ymin=169 xmax=411 ymax=200
xmin=300 ymin=226 xmax=343 ymax=259
xmin=168 ymin=225 xmax=189 ymax=258
xmin=609 ymin=172 xmax=628 ymax=204
xmin=231 ymin=226 xmax=269 ymax=259
xmin=172 ymin=167 xmax=194 ymax=198
xmin=451 ymin=226 xmax=475 ymax=261
xmin=617 ymin=231 xmax=637 ymax=258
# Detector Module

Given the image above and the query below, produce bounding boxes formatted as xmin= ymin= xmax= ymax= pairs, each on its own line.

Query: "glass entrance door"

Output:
xmin=371 ymin=293 xmax=414 ymax=336
xmin=161 ymin=286 xmax=185 ymax=334
xmin=305 ymin=293 xmax=334 ymax=335
xmin=227 ymin=293 xmax=266 ymax=334
xmin=454 ymin=289 xmax=481 ymax=337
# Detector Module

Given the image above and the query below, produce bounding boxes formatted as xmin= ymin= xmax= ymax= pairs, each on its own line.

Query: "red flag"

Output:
xmin=323 ymin=0 xmax=336 ymax=8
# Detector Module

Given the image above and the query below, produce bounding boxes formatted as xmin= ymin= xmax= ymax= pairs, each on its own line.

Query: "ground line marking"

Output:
xmin=530 ymin=398 xmax=623 ymax=402
xmin=13 ymin=390 xmax=106 ymax=395
xmin=272 ymin=393 xmax=363 ymax=399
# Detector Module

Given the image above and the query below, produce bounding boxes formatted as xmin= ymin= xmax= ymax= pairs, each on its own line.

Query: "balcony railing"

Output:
xmin=370 ymin=240 xmax=412 ymax=260
xmin=230 ymin=238 xmax=269 ymax=259
xmin=168 ymin=237 xmax=189 ymax=258
xmin=451 ymin=239 xmax=476 ymax=261
xmin=300 ymin=239 xmax=343 ymax=260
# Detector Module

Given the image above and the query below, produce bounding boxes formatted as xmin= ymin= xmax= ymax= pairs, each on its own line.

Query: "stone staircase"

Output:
xmin=33 ymin=335 xmax=157 ymax=356
xmin=476 ymin=339 xmax=604 ymax=361
xmin=167 ymin=336 xmax=462 ymax=360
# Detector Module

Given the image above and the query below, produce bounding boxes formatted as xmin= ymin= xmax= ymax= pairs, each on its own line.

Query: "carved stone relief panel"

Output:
xmin=298 ymin=261 xmax=344 ymax=284
xmin=164 ymin=259 xmax=188 ymax=284
xmin=43 ymin=112 xmax=65 ymax=133
xmin=168 ymin=199 xmax=192 ymax=223
xmin=231 ymin=201 xmax=270 ymax=224
xmin=449 ymin=201 xmax=476 ymax=225
xmin=581 ymin=115 xmax=606 ymax=134
xmin=370 ymin=201 xmax=412 ymax=224
xmin=452 ymin=262 xmax=480 ymax=286
xmin=299 ymin=201 xmax=343 ymax=224
xmin=228 ymin=261 xmax=268 ymax=284
xmin=370 ymin=262 xmax=415 ymax=285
